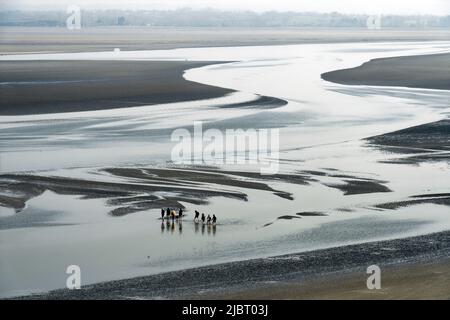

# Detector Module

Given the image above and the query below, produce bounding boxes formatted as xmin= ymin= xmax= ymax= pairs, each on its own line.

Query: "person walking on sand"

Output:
xmin=161 ymin=208 xmax=165 ymax=220
xmin=201 ymin=213 xmax=206 ymax=224
xmin=178 ymin=208 xmax=183 ymax=218
xmin=194 ymin=210 xmax=200 ymax=222
xmin=207 ymin=214 xmax=212 ymax=224
xmin=212 ymin=214 xmax=217 ymax=225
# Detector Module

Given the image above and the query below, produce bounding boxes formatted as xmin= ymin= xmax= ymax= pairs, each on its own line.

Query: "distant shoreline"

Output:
xmin=1 ymin=27 xmax=450 ymax=54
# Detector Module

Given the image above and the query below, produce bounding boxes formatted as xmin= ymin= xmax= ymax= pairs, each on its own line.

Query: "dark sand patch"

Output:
xmin=322 ymin=53 xmax=450 ymax=90
xmin=0 ymin=60 xmax=233 ymax=115
xmin=336 ymin=208 xmax=354 ymax=213
xmin=261 ymin=212 xmax=328 ymax=229
xmin=296 ymin=211 xmax=328 ymax=217
xmin=277 ymin=215 xmax=302 ymax=220
xmin=366 ymin=119 xmax=450 ymax=164
xmin=411 ymin=193 xmax=450 ymax=198
xmin=261 ymin=215 xmax=302 ymax=228
xmin=376 ymin=193 xmax=450 ymax=210
xmin=326 ymin=179 xmax=392 ymax=195
xmin=367 ymin=119 xmax=450 ymax=151
xmin=0 ymin=195 xmax=26 ymax=212
xmin=274 ymin=192 xmax=294 ymax=200
xmin=301 ymin=170 xmax=327 ymax=176
xmin=216 ymin=95 xmax=287 ymax=109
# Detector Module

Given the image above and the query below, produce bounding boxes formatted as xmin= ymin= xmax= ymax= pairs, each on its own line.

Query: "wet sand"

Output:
xmin=13 ymin=230 xmax=450 ymax=299
xmin=322 ymin=53 xmax=450 ymax=90
xmin=1 ymin=39 xmax=450 ymax=299
xmin=0 ymin=166 xmax=393 ymax=223
xmin=0 ymin=60 xmax=234 ymax=115
xmin=366 ymin=119 xmax=450 ymax=164
xmin=210 ymin=259 xmax=450 ymax=300
xmin=322 ymin=53 xmax=450 ymax=165
xmin=2 ymin=27 xmax=450 ymax=54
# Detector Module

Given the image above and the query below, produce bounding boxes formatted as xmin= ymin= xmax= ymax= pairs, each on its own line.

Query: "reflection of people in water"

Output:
xmin=159 ymin=207 xmax=218 ymax=236
xmin=194 ymin=222 xmax=199 ymax=233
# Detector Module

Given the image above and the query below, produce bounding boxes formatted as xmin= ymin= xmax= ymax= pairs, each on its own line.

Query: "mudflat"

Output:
xmin=0 ymin=60 xmax=233 ymax=115
xmin=12 ymin=231 xmax=450 ymax=299
xmin=321 ymin=53 xmax=450 ymax=90
xmin=1 ymin=27 xmax=450 ymax=54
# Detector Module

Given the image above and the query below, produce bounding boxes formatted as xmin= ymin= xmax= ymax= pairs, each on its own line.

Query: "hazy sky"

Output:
xmin=1 ymin=0 xmax=450 ymax=15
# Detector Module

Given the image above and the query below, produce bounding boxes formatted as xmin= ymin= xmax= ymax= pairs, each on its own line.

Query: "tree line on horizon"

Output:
xmin=1 ymin=9 xmax=449 ymax=28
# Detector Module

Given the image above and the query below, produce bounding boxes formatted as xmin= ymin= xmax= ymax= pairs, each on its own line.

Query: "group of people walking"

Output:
xmin=194 ymin=210 xmax=217 ymax=225
xmin=161 ymin=207 xmax=183 ymax=220
xmin=160 ymin=208 xmax=217 ymax=225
